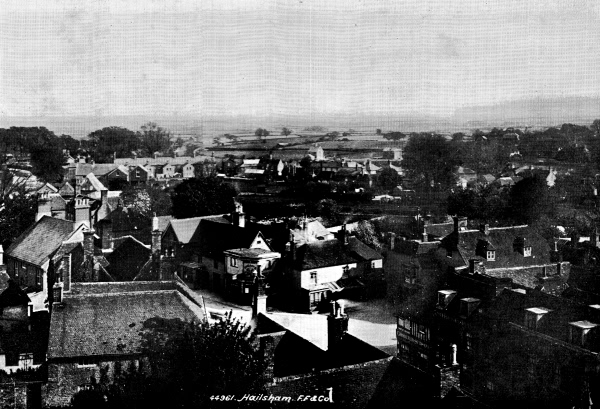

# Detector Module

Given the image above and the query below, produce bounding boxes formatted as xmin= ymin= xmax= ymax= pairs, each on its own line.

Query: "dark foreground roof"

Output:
xmin=48 ymin=281 xmax=205 ymax=359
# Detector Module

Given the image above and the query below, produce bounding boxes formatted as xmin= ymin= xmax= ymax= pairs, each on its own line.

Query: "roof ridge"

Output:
xmin=66 ymin=289 xmax=176 ymax=298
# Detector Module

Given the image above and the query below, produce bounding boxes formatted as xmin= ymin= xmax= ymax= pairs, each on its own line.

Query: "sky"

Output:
xmin=1 ymin=0 xmax=600 ymax=122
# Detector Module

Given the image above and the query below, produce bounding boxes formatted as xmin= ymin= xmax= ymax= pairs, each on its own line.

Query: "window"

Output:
xmin=523 ymin=246 xmax=532 ymax=257
xmin=398 ymin=317 xmax=411 ymax=330
xmin=398 ymin=342 xmax=409 ymax=357
xmin=19 ymin=353 xmax=33 ymax=370
xmin=57 ymin=268 xmax=63 ymax=283
xmin=77 ymin=357 xmax=97 ymax=367
xmin=465 ymin=332 xmax=472 ymax=350
xmin=35 ymin=270 xmax=42 ymax=286
xmin=486 ymin=251 xmax=495 ymax=261
xmin=310 ymin=271 xmax=317 ymax=284
xmin=230 ymin=257 xmax=238 ymax=267
xmin=136 ymin=169 xmax=140 ymax=178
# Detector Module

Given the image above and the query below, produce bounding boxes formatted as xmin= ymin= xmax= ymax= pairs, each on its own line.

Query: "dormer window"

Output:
xmin=569 ymin=321 xmax=598 ymax=348
xmin=437 ymin=290 xmax=457 ymax=309
xmin=524 ymin=307 xmax=551 ymax=330
xmin=486 ymin=251 xmax=495 ymax=261
xmin=459 ymin=298 xmax=481 ymax=317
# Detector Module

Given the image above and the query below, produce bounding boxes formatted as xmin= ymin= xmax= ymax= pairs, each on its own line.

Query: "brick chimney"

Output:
xmin=151 ymin=215 xmax=162 ymax=279
xmin=36 ymin=192 xmax=52 ymax=221
xmin=338 ymin=224 xmax=349 ymax=246
xmin=252 ymin=267 xmax=267 ymax=319
xmin=288 ymin=231 xmax=297 ymax=261
xmin=233 ymin=200 xmax=245 ymax=228
xmin=61 ymin=253 xmax=72 ymax=293
xmin=74 ymin=197 xmax=91 ymax=230
xmin=83 ymin=227 xmax=95 ymax=281
xmin=327 ymin=301 xmax=349 ymax=351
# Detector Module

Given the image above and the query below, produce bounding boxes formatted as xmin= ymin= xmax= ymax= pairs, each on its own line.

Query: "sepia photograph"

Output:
xmin=1 ymin=0 xmax=600 ymax=407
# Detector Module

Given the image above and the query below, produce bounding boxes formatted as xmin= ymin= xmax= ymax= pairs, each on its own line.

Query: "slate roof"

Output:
xmin=75 ymin=163 xmax=118 ymax=177
xmin=49 ymin=194 xmax=67 ymax=211
xmin=57 ymin=182 xmax=75 ymax=196
xmin=84 ymin=173 xmax=106 ymax=191
xmin=47 ymin=281 xmax=205 ymax=359
xmin=6 ymin=216 xmax=75 ymax=267
xmin=114 ymin=156 xmax=200 ymax=167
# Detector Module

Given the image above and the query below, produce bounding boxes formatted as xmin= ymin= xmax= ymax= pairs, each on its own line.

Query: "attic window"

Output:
xmin=523 ymin=247 xmax=532 ymax=257
xmin=486 ymin=251 xmax=496 ymax=261
xmin=524 ymin=307 xmax=551 ymax=330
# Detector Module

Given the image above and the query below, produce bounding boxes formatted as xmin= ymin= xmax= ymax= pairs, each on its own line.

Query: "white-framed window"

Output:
xmin=230 ymin=257 xmax=238 ymax=267
xmin=310 ymin=271 xmax=317 ymax=284
xmin=487 ymin=250 xmax=495 ymax=261
xmin=523 ymin=246 xmax=532 ymax=257
xmin=398 ymin=317 xmax=411 ymax=330
xmin=19 ymin=353 xmax=33 ymax=370
xmin=77 ymin=357 xmax=98 ymax=368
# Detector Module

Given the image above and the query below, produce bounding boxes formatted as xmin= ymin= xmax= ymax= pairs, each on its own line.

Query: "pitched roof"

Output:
xmin=114 ymin=156 xmax=200 ymax=167
xmin=296 ymin=239 xmax=360 ymax=271
xmin=6 ymin=216 xmax=76 ymax=267
xmin=83 ymin=173 xmax=107 ymax=191
xmin=347 ymin=237 xmax=382 ymax=261
xmin=0 ymin=279 xmax=30 ymax=308
xmin=47 ymin=281 xmax=205 ymax=359
xmin=441 ymin=225 xmax=551 ymax=270
xmin=75 ymin=163 xmax=118 ymax=177
xmin=167 ymin=215 xmax=228 ymax=244
xmin=198 ymin=219 xmax=266 ymax=255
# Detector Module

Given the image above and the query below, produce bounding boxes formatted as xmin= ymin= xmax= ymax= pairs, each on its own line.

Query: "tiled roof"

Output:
xmin=157 ymin=216 xmax=173 ymax=232
xmin=347 ymin=237 xmax=382 ymax=261
xmin=296 ymin=239 xmax=360 ymax=271
xmin=198 ymin=220 xmax=265 ymax=256
xmin=48 ymin=281 xmax=205 ymax=359
xmin=6 ymin=216 xmax=75 ymax=267
xmin=441 ymin=225 xmax=551 ymax=270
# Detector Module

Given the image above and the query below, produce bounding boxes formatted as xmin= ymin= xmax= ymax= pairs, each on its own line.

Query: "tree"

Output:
xmin=281 ymin=127 xmax=292 ymax=136
xmin=509 ymin=175 xmax=553 ymax=224
xmin=254 ymin=128 xmax=270 ymax=137
xmin=382 ymin=131 xmax=406 ymax=141
xmin=139 ymin=314 xmax=267 ymax=408
xmin=0 ymin=172 xmax=37 ymax=248
xmin=401 ymin=133 xmax=459 ymax=191
xmin=591 ymin=119 xmax=600 ymax=139
xmin=378 ymin=167 xmax=401 ymax=191
xmin=376 ymin=129 xmax=382 ymax=135
xmin=353 ymin=220 xmax=383 ymax=250
xmin=121 ymin=185 xmax=172 ymax=218
xmin=140 ymin=122 xmax=171 ymax=157
xmin=174 ymin=137 xmax=185 ymax=148
xmin=171 ymin=176 xmax=237 ymax=218
xmin=88 ymin=126 xmax=140 ymax=162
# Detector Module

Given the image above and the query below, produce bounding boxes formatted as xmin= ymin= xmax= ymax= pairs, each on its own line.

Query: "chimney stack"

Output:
xmin=469 ymin=259 xmax=476 ymax=274
xmin=422 ymin=226 xmax=428 ymax=242
xmin=233 ymin=200 xmax=245 ymax=228
xmin=61 ymin=253 xmax=72 ymax=293
xmin=338 ymin=224 xmax=349 ymax=246
xmin=83 ymin=227 xmax=95 ymax=281
xmin=453 ymin=216 xmax=467 ymax=234
xmin=52 ymin=282 xmax=63 ymax=306
xmin=480 ymin=223 xmax=490 ymax=236
xmin=74 ymin=197 xmax=91 ymax=230
xmin=389 ymin=232 xmax=396 ymax=250
xmin=36 ymin=192 xmax=52 ymax=222
xmin=327 ymin=301 xmax=349 ymax=351
xmin=151 ymin=215 xmax=162 ymax=279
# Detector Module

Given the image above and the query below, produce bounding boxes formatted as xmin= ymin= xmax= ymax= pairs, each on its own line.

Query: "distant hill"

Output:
xmin=454 ymin=96 xmax=600 ymax=129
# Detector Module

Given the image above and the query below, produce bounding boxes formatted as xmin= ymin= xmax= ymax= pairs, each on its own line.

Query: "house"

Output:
xmin=465 ymin=288 xmax=600 ymax=407
xmin=307 ymin=144 xmax=325 ymax=161
xmin=223 ymin=248 xmax=281 ymax=304
xmin=180 ymin=162 xmax=195 ymax=179
xmin=4 ymin=216 xmax=88 ymax=304
xmin=43 ymin=280 xmax=206 ymax=407
xmin=0 ymin=280 xmax=49 ymax=407
xmin=79 ymin=173 xmax=107 ymax=196
xmin=439 ymin=221 xmax=570 ymax=295
xmin=128 ymin=165 xmax=149 ymax=185
xmin=280 ymin=222 xmax=383 ymax=309
xmin=104 ymin=165 xmax=130 ymax=189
